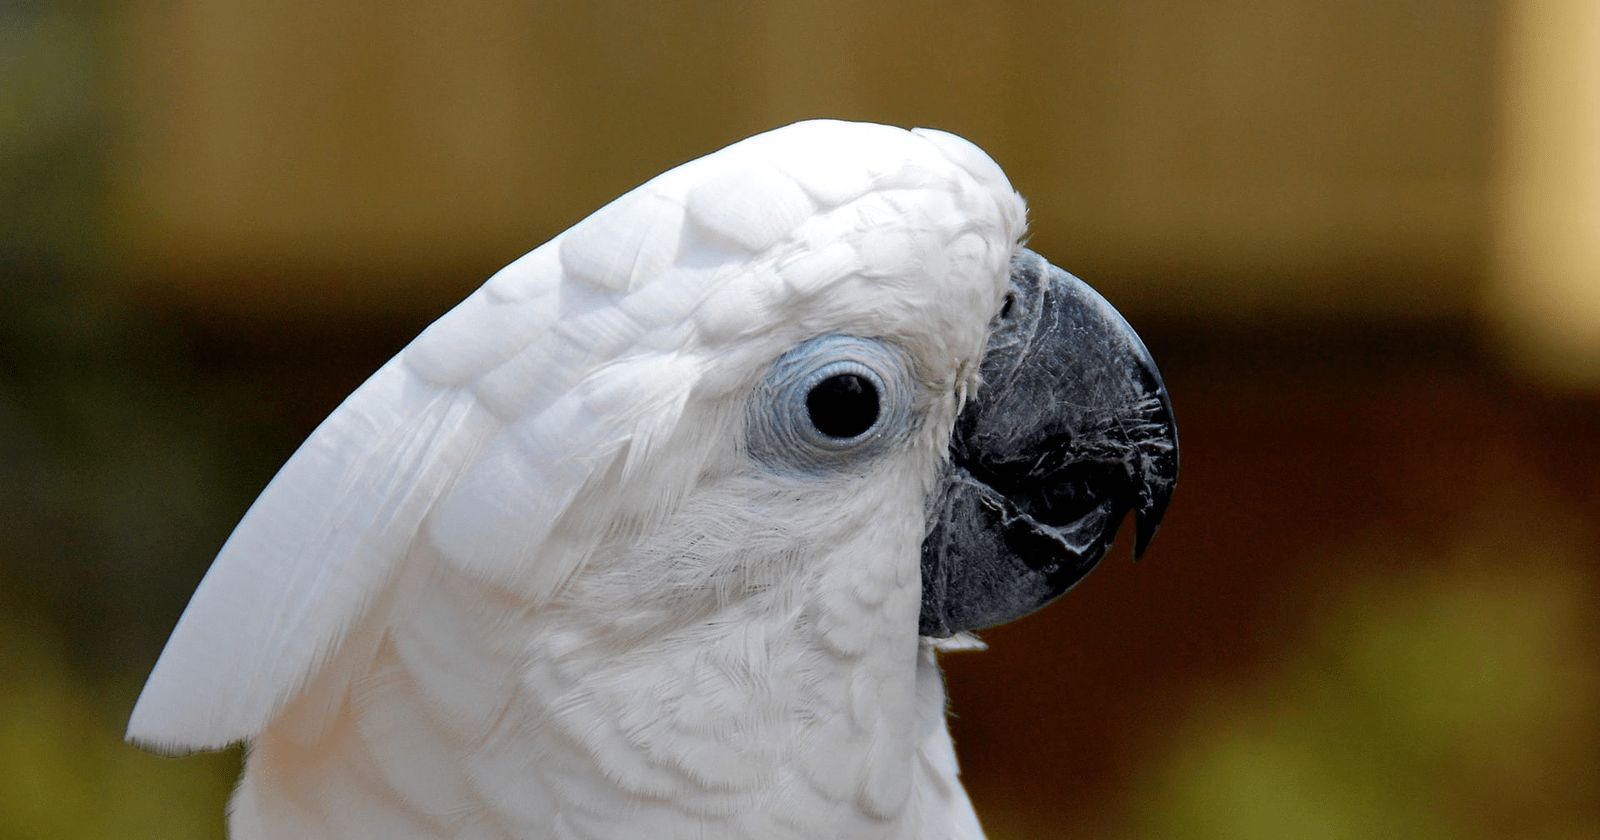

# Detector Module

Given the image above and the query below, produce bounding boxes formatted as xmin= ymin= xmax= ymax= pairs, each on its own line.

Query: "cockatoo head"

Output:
xmin=455 ymin=121 xmax=1176 ymax=661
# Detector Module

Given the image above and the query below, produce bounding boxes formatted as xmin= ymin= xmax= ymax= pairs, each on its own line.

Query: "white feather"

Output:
xmin=130 ymin=119 xmax=1026 ymax=839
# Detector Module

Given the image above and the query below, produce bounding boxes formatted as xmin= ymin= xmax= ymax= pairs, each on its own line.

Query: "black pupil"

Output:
xmin=806 ymin=374 xmax=879 ymax=439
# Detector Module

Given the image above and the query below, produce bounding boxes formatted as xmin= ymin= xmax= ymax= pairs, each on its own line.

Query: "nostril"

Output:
xmin=997 ymin=291 xmax=1017 ymax=320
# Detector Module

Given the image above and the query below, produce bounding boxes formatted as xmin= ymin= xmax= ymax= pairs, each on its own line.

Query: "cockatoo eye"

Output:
xmin=806 ymin=368 xmax=880 ymax=439
xmin=748 ymin=335 xmax=914 ymax=472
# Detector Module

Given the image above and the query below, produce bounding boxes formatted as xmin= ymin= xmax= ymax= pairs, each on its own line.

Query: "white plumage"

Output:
xmin=132 ymin=120 xmax=1028 ymax=839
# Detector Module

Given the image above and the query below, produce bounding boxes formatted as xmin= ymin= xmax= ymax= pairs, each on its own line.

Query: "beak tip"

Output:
xmin=1132 ymin=527 xmax=1154 ymax=561
xmin=1131 ymin=504 xmax=1162 ymax=561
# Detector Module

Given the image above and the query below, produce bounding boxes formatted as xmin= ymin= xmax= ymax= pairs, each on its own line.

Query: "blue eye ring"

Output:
xmin=747 ymin=335 xmax=915 ymax=472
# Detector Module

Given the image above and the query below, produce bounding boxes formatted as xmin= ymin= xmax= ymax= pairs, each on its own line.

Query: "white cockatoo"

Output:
xmin=130 ymin=120 xmax=1177 ymax=839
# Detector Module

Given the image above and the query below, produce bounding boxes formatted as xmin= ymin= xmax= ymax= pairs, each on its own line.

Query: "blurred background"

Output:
xmin=4 ymin=1 xmax=1599 ymax=837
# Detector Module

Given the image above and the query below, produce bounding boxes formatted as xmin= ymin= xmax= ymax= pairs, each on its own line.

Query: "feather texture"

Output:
xmin=130 ymin=119 xmax=1025 ymax=839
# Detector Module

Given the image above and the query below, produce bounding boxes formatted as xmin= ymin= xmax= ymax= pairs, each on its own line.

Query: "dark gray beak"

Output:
xmin=919 ymin=249 xmax=1178 ymax=637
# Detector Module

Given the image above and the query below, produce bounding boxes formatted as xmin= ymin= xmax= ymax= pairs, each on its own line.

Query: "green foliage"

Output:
xmin=1106 ymin=535 xmax=1600 ymax=840
xmin=0 ymin=615 xmax=238 ymax=840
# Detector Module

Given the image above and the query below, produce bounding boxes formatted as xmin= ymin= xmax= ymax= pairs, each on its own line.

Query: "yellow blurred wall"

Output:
xmin=111 ymin=1 xmax=1495 ymax=320
xmin=1491 ymin=0 xmax=1600 ymax=389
